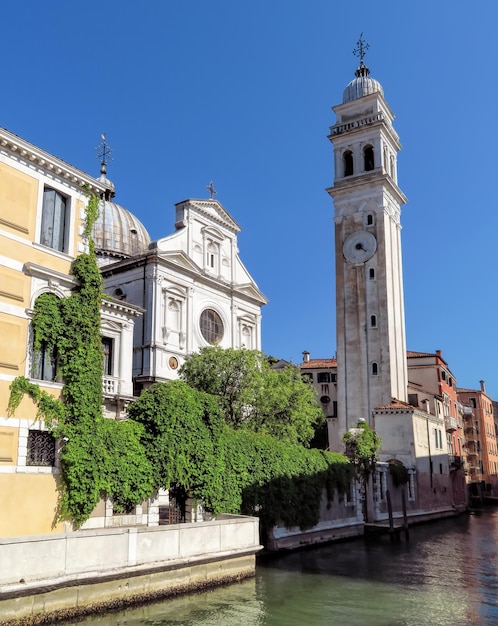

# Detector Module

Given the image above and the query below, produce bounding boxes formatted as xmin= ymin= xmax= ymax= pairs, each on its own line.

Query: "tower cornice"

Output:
xmin=327 ymin=171 xmax=407 ymax=207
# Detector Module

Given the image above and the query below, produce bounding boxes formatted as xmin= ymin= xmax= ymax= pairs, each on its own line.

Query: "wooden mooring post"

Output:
xmin=402 ymin=488 xmax=410 ymax=541
xmin=386 ymin=489 xmax=410 ymax=542
xmin=386 ymin=489 xmax=396 ymax=541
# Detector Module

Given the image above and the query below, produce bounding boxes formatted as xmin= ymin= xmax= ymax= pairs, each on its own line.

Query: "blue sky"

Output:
xmin=3 ymin=1 xmax=497 ymax=399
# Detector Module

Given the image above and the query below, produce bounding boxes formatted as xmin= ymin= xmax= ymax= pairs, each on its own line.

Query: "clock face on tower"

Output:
xmin=342 ymin=230 xmax=377 ymax=263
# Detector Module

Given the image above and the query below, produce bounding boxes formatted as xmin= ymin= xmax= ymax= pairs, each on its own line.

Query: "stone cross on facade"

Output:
xmin=206 ymin=181 xmax=217 ymax=199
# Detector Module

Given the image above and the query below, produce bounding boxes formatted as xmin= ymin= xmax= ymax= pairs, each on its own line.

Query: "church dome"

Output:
xmin=343 ymin=62 xmax=384 ymax=103
xmin=93 ymin=195 xmax=151 ymax=264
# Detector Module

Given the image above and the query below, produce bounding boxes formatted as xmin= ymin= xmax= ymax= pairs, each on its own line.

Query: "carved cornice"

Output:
xmin=0 ymin=127 xmax=106 ymax=195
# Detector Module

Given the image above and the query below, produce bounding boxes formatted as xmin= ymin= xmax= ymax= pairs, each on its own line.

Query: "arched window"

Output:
xmin=372 ymin=362 xmax=379 ymax=376
xmin=206 ymin=241 xmax=219 ymax=271
xmin=31 ymin=294 xmax=61 ymax=382
xmin=370 ymin=315 xmax=377 ymax=328
xmin=241 ymin=324 xmax=253 ymax=349
xmin=364 ymin=145 xmax=374 ymax=172
xmin=369 ymin=268 xmax=375 ymax=280
xmin=366 ymin=214 xmax=374 ymax=226
xmin=168 ymin=299 xmax=181 ymax=333
xmin=343 ymin=150 xmax=353 ymax=177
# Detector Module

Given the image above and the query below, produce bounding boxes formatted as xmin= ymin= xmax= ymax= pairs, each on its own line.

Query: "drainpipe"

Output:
xmin=423 ymin=399 xmax=433 ymax=488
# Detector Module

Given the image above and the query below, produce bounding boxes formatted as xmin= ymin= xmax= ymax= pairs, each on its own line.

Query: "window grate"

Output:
xmin=26 ymin=430 xmax=55 ymax=467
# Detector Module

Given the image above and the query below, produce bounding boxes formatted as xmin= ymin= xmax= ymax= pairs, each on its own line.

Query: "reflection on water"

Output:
xmin=61 ymin=511 xmax=498 ymax=626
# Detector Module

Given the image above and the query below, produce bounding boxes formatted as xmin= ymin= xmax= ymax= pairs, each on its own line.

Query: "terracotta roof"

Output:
xmin=406 ymin=350 xmax=435 ymax=358
xmin=301 ymin=358 xmax=337 ymax=369
xmin=374 ymin=398 xmax=414 ymax=411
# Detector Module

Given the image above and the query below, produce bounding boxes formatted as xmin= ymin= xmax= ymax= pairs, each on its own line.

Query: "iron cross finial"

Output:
xmin=206 ymin=181 xmax=217 ymax=199
xmin=353 ymin=33 xmax=370 ymax=64
xmin=96 ymin=133 xmax=113 ymax=176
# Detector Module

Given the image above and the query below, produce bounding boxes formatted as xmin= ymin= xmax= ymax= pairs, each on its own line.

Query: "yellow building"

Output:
xmin=0 ymin=127 xmax=116 ymax=537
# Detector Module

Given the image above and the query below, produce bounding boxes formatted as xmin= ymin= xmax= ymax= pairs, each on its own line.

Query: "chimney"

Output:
xmin=480 ymin=380 xmax=486 ymax=394
xmin=302 ymin=351 xmax=310 ymax=363
xmin=436 ymin=349 xmax=442 ymax=358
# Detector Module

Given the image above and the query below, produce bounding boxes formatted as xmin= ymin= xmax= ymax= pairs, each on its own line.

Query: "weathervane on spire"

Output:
xmin=206 ymin=180 xmax=217 ymax=199
xmin=353 ymin=33 xmax=370 ymax=65
xmin=96 ymin=133 xmax=113 ymax=176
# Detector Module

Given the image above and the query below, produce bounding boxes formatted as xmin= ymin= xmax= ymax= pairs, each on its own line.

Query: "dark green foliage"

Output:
xmin=129 ymin=381 xmax=354 ymax=531
xmin=343 ymin=420 xmax=381 ymax=483
xmin=179 ymin=346 xmax=324 ymax=446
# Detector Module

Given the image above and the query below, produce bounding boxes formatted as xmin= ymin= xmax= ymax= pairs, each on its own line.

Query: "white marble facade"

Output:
xmin=99 ymin=197 xmax=267 ymax=389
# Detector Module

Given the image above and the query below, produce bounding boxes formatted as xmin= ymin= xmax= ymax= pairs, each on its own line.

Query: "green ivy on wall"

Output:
xmin=8 ymin=194 xmax=153 ymax=526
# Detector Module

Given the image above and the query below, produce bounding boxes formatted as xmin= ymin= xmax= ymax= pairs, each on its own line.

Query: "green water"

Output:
xmin=61 ymin=511 xmax=498 ymax=625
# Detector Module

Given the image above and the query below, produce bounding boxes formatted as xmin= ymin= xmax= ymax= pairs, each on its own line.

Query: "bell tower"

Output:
xmin=327 ymin=37 xmax=408 ymax=450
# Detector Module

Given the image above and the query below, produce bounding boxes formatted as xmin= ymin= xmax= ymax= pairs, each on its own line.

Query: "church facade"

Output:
xmin=95 ymin=190 xmax=267 ymax=391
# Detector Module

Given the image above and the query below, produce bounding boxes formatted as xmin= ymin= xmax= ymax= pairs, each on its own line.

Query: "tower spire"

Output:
xmin=96 ymin=133 xmax=113 ymax=177
xmin=95 ymin=134 xmax=115 ymax=200
xmin=352 ymin=33 xmax=371 ymax=77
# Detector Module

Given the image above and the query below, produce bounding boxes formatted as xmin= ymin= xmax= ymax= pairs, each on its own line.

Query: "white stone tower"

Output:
xmin=327 ymin=37 xmax=408 ymax=450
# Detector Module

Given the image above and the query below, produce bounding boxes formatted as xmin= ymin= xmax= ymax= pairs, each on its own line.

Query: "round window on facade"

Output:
xmin=320 ymin=395 xmax=331 ymax=404
xmin=200 ymin=309 xmax=224 ymax=344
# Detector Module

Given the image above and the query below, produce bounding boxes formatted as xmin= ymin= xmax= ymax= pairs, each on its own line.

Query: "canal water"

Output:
xmin=61 ymin=510 xmax=498 ymax=626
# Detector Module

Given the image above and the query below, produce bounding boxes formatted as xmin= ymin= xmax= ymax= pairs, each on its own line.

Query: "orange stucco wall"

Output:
xmin=0 ymin=473 xmax=65 ymax=537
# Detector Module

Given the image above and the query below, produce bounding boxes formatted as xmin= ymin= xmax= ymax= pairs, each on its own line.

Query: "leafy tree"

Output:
xmin=179 ymin=347 xmax=324 ymax=446
xmin=179 ymin=347 xmax=264 ymax=427
xmin=342 ymin=420 xmax=381 ymax=522
xmin=250 ymin=364 xmax=324 ymax=446
xmin=342 ymin=420 xmax=381 ymax=482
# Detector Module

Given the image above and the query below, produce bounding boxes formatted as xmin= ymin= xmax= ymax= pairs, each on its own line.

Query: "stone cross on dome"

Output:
xmin=353 ymin=33 xmax=370 ymax=65
xmin=96 ymin=133 xmax=113 ymax=177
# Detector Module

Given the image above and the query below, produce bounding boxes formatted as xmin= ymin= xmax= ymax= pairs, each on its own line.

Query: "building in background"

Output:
xmin=407 ymin=350 xmax=467 ymax=510
xmin=300 ymin=352 xmax=338 ymax=443
xmin=458 ymin=381 xmax=498 ymax=501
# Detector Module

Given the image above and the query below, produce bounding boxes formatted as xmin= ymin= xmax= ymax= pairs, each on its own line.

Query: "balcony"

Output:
xmin=449 ymin=455 xmax=463 ymax=470
xmin=445 ymin=416 xmax=458 ymax=432
xmin=102 ymin=376 xmax=119 ymax=396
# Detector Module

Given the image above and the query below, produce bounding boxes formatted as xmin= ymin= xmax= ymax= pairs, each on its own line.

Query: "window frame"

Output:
xmin=200 ymin=308 xmax=224 ymax=345
xmin=40 ymin=187 xmax=69 ymax=253
xmin=26 ymin=430 xmax=56 ymax=467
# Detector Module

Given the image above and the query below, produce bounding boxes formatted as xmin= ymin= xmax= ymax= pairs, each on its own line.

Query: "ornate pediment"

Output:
xmin=157 ymin=250 xmax=201 ymax=274
xmin=176 ymin=199 xmax=241 ymax=234
xmin=234 ymin=282 xmax=268 ymax=305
